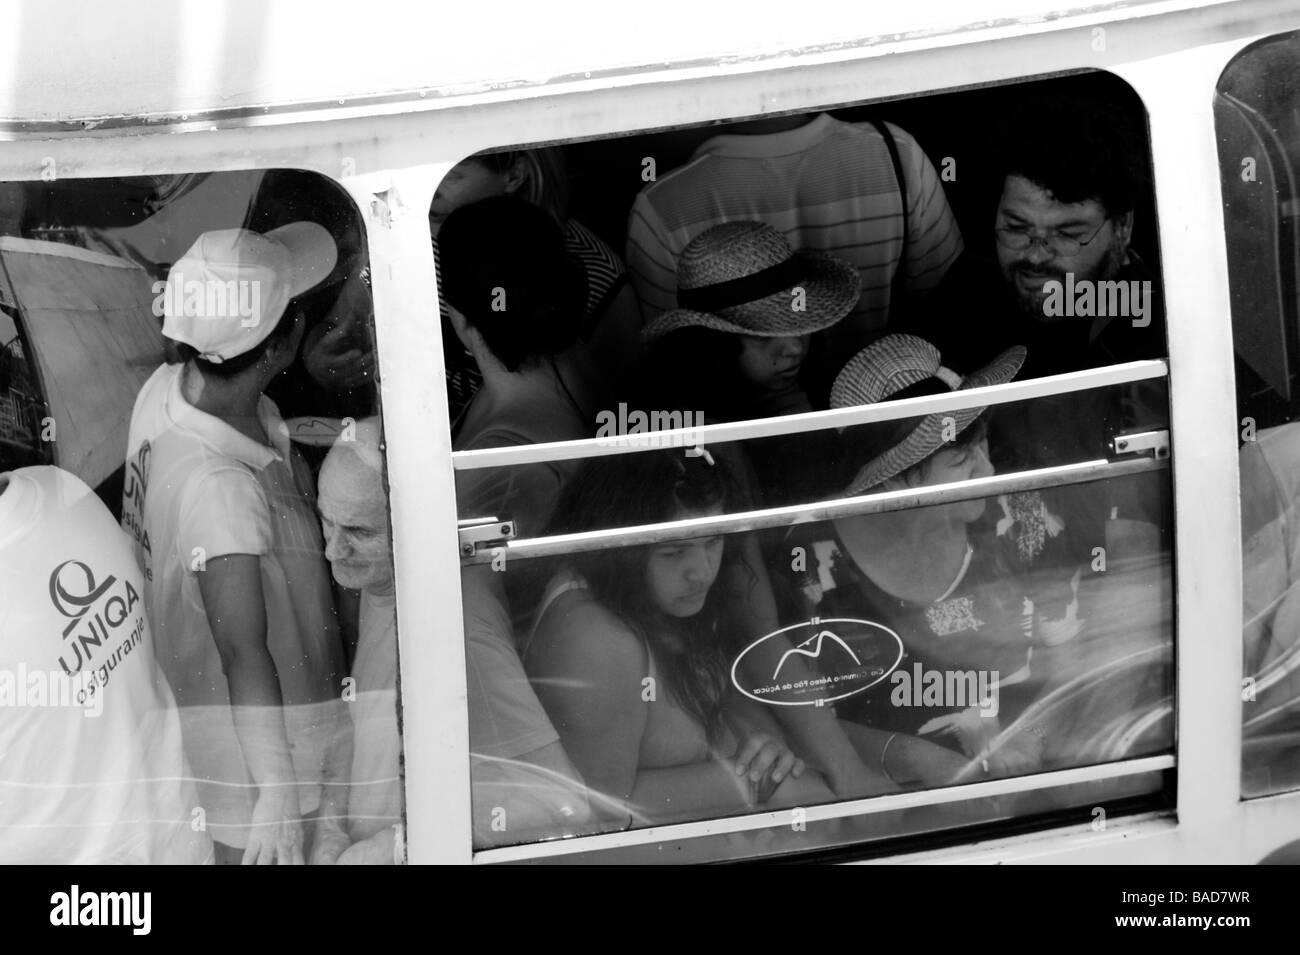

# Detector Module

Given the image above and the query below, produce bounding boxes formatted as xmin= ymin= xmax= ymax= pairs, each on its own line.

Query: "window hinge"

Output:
xmin=1109 ymin=428 xmax=1169 ymax=460
xmin=457 ymin=517 xmax=516 ymax=557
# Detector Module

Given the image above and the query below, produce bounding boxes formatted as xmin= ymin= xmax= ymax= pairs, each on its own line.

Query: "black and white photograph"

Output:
xmin=0 ymin=0 xmax=1297 ymax=919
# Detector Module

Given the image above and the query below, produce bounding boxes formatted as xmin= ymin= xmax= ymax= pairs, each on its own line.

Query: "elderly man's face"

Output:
xmin=995 ymin=174 xmax=1134 ymax=321
xmin=318 ymin=454 xmax=393 ymax=594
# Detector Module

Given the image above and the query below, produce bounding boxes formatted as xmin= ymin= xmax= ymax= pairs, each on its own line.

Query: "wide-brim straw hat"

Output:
xmin=832 ymin=334 xmax=1026 ymax=496
xmin=642 ymin=221 xmax=860 ymax=342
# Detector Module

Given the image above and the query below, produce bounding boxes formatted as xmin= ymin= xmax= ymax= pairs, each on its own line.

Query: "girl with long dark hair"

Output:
xmin=523 ymin=450 xmax=837 ymax=822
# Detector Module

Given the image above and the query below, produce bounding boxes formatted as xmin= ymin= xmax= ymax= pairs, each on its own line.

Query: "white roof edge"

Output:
xmin=0 ymin=0 xmax=1242 ymax=130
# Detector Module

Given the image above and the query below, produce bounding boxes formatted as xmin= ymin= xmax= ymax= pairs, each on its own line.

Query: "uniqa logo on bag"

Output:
xmin=730 ymin=616 xmax=903 ymax=706
xmin=49 ymin=559 xmax=144 ymax=678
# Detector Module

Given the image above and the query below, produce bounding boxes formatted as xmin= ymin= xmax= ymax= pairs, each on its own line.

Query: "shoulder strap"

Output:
xmin=870 ymin=119 xmax=910 ymax=316
xmin=528 ymin=569 xmax=591 ymax=646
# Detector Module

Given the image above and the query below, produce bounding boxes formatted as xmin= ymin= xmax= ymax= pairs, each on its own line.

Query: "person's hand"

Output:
xmin=734 ymin=732 xmax=805 ymax=805
xmin=308 ymin=824 xmax=351 ymax=866
xmin=242 ymin=790 xmax=305 ymax=865
xmin=890 ymin=735 xmax=971 ymax=787
xmin=826 ymin=759 xmax=895 ymax=798
xmin=337 ymin=827 xmax=396 ymax=865
xmin=978 ymin=730 xmax=1045 ymax=778
xmin=302 ymin=305 xmax=375 ymax=393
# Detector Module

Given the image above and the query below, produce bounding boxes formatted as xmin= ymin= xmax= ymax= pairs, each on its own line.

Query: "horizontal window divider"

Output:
xmin=473 ymin=754 xmax=1175 ymax=864
xmin=460 ymin=455 xmax=1169 ymax=563
xmin=452 ymin=360 xmax=1168 ymax=472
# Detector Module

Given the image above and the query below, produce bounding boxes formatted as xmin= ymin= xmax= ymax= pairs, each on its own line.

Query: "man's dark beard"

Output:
xmin=1006 ymin=261 xmax=1069 ymax=319
xmin=1005 ymin=246 xmax=1127 ymax=321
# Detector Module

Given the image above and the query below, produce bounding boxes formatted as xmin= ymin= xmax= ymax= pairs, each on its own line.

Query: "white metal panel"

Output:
xmin=1113 ymin=40 xmax=1253 ymax=864
xmin=347 ymin=166 xmax=474 ymax=865
xmin=0 ymin=0 xmax=1211 ymax=127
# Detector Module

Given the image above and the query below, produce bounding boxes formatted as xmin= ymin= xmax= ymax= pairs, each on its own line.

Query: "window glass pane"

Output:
xmin=445 ymin=71 xmax=1173 ymax=857
xmin=0 ymin=171 xmax=404 ymax=864
xmin=462 ymin=428 xmax=1173 ymax=851
xmin=1216 ymin=31 xmax=1300 ymax=799
xmin=436 ymin=72 xmax=1163 ymax=443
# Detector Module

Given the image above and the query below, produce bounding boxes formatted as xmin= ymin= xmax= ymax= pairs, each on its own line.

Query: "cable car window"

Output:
xmin=0 ymin=171 xmax=405 ymax=864
xmin=1216 ymin=30 xmax=1300 ymax=800
xmin=439 ymin=71 xmax=1177 ymax=859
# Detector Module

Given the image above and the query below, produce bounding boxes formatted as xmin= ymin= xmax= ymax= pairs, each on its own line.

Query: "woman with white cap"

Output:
xmin=122 ymin=222 xmax=345 ymax=864
xmin=780 ymin=334 xmax=1081 ymax=778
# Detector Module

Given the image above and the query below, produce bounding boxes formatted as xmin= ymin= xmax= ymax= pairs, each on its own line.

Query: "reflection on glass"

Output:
xmin=0 ymin=173 xmax=402 ymax=864
xmin=1218 ymin=30 xmax=1300 ymax=797
xmin=1240 ymin=424 xmax=1300 ymax=797
xmin=463 ymin=442 xmax=1173 ymax=849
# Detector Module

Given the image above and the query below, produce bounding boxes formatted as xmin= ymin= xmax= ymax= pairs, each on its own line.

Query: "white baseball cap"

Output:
xmin=160 ymin=222 xmax=338 ymax=363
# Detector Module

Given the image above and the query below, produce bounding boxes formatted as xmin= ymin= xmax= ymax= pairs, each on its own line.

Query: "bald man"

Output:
xmin=310 ymin=419 xmax=592 ymax=861
xmin=310 ymin=419 xmax=403 ymax=864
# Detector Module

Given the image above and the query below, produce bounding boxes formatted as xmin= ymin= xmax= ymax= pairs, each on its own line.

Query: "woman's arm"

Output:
xmin=308 ymin=701 xmax=355 ymax=865
xmin=529 ymin=594 xmax=836 ymax=825
xmin=528 ymin=597 xmax=653 ymax=816
xmin=629 ymin=760 xmax=835 ymax=821
xmin=837 ymin=720 xmax=972 ymax=788
xmin=197 ymin=554 xmax=304 ymax=865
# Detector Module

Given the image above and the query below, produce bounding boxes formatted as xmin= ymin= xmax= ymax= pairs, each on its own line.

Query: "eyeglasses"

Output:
xmin=995 ymin=219 xmax=1111 ymax=257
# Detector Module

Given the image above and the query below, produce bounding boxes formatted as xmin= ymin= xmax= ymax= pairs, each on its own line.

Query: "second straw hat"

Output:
xmin=831 ymin=334 xmax=1026 ymax=496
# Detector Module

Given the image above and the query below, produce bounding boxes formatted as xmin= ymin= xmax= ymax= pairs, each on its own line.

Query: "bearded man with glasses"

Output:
xmin=906 ymin=99 xmax=1169 ymax=572
xmin=909 ymin=100 xmax=1163 ymax=383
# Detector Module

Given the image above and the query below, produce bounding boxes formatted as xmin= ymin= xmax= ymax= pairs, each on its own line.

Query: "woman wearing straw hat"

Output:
xmin=637 ymin=220 xmax=860 ymax=508
xmin=641 ymin=220 xmax=858 ymax=416
xmin=780 ymin=334 xmax=1081 ymax=778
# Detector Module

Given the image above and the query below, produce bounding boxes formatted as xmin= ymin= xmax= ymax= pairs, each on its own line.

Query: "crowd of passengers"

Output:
xmin=440 ymin=100 xmax=1171 ymax=843
xmin=0 ymin=97 xmax=1172 ymax=863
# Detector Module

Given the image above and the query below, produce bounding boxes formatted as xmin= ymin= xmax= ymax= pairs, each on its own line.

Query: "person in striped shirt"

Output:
xmin=625 ymin=113 xmax=963 ymax=391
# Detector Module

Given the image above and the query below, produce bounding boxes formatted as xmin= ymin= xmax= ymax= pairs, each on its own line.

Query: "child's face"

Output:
xmin=911 ymin=435 xmax=995 ymax=523
xmin=736 ymin=334 xmax=811 ymax=394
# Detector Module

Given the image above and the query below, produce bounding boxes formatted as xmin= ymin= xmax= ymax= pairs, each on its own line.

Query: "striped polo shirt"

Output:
xmin=626 ymin=114 xmax=963 ymax=374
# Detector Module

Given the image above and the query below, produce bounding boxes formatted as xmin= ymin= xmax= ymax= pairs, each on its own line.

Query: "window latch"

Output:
xmin=1109 ymin=428 xmax=1169 ymax=460
xmin=457 ymin=517 xmax=516 ymax=557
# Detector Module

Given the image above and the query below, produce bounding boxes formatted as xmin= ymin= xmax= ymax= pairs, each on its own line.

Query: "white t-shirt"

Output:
xmin=0 ymin=465 xmax=212 ymax=863
xmin=345 ymin=588 xmax=402 ymax=843
xmin=121 ymin=363 xmax=345 ymax=848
